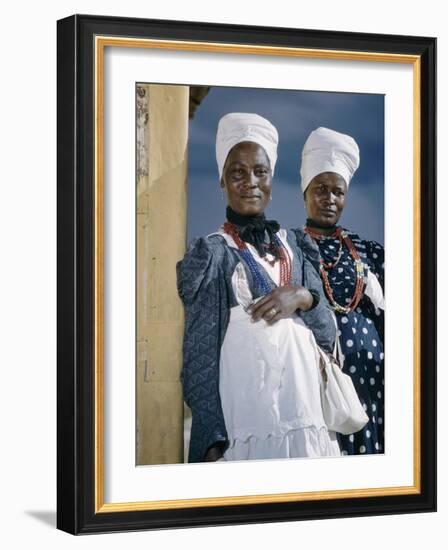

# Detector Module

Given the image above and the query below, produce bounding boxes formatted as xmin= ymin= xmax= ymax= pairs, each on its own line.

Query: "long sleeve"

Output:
xmin=299 ymin=255 xmax=336 ymax=353
xmin=177 ymin=237 xmax=229 ymax=462
xmin=364 ymin=239 xmax=385 ymax=290
xmin=288 ymin=228 xmax=336 ymax=352
xmin=286 ymin=229 xmax=336 ymax=353
xmin=363 ymin=238 xmax=385 ymax=344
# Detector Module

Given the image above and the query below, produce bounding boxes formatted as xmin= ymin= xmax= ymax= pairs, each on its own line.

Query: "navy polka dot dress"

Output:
xmin=314 ymin=231 xmax=385 ymax=455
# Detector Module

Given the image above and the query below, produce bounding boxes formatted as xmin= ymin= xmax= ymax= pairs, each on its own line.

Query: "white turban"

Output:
xmin=216 ymin=113 xmax=279 ymax=179
xmin=300 ymin=127 xmax=360 ymax=192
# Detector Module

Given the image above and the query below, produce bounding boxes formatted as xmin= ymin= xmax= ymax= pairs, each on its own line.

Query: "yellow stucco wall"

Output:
xmin=136 ymin=84 xmax=189 ymax=465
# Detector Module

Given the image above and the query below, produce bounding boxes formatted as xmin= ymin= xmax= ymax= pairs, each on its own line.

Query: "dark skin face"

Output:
xmin=304 ymin=171 xmax=348 ymax=235
xmin=220 ymin=141 xmax=272 ymax=216
xmin=220 ymin=142 xmax=313 ymax=324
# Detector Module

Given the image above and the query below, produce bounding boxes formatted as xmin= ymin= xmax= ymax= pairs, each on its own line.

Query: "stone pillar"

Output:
xmin=136 ymin=84 xmax=188 ymax=465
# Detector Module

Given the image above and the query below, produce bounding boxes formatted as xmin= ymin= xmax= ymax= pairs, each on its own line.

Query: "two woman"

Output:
xmin=293 ymin=127 xmax=385 ymax=455
xmin=177 ymin=113 xmax=340 ymax=462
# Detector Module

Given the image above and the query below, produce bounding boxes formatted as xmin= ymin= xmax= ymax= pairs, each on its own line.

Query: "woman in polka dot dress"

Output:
xmin=293 ymin=127 xmax=385 ymax=455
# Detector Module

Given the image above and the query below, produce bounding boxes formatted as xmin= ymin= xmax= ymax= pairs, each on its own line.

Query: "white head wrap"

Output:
xmin=215 ymin=113 xmax=279 ymax=179
xmin=300 ymin=127 xmax=360 ymax=192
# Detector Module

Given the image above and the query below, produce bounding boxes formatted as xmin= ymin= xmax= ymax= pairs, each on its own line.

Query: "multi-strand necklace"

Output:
xmin=223 ymin=221 xmax=291 ymax=295
xmin=304 ymin=225 xmax=365 ymax=314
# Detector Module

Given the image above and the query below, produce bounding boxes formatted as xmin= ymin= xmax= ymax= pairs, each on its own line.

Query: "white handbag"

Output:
xmin=317 ymin=347 xmax=369 ymax=435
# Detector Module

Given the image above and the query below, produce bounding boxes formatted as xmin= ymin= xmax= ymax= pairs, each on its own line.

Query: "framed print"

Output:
xmin=57 ymin=14 xmax=436 ymax=534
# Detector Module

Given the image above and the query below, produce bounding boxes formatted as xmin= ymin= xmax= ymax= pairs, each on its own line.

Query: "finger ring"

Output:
xmin=269 ymin=308 xmax=277 ymax=317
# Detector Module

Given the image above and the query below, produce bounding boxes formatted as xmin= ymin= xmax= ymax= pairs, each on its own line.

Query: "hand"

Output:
xmin=248 ymin=285 xmax=313 ymax=325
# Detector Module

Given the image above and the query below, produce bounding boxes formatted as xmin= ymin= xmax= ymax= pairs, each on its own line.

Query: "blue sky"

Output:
xmin=187 ymin=86 xmax=384 ymax=245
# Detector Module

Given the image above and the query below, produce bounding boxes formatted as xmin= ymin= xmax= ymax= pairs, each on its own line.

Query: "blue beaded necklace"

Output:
xmin=223 ymin=222 xmax=291 ymax=296
xmin=238 ymin=248 xmax=272 ymax=295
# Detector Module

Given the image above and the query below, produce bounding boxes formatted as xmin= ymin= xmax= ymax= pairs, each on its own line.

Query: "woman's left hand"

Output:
xmin=248 ymin=285 xmax=313 ymax=324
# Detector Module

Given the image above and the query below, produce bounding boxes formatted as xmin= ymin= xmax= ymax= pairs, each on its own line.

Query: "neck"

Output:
xmin=305 ymin=218 xmax=338 ymax=236
xmin=224 ymin=206 xmax=280 ymax=258
xmin=226 ymin=206 xmax=265 ymax=227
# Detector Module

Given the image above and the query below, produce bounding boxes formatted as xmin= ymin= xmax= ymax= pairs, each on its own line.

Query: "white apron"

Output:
xmin=217 ymin=229 xmax=340 ymax=461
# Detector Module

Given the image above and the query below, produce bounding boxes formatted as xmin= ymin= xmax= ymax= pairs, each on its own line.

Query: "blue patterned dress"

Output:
xmin=294 ymin=228 xmax=385 ymax=455
xmin=177 ymin=230 xmax=336 ymax=462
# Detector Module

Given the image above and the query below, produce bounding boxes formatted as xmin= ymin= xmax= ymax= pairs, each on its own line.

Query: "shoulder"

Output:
xmin=178 ymin=234 xmax=229 ymax=274
xmin=290 ymin=227 xmax=319 ymax=251
xmin=345 ymin=230 xmax=384 ymax=257
xmin=176 ymin=234 xmax=229 ymax=302
xmin=344 ymin=230 xmax=384 ymax=279
xmin=365 ymin=239 xmax=384 ymax=256
xmin=186 ymin=233 xmax=228 ymax=257
xmin=289 ymin=227 xmax=321 ymax=271
xmin=281 ymin=228 xmax=302 ymax=256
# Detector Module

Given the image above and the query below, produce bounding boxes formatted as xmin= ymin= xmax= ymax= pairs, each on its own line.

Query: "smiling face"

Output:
xmin=221 ymin=141 xmax=272 ymax=216
xmin=304 ymin=171 xmax=348 ymax=229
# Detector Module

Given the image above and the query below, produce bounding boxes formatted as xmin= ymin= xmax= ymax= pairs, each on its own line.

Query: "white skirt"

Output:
xmin=219 ymin=305 xmax=340 ymax=461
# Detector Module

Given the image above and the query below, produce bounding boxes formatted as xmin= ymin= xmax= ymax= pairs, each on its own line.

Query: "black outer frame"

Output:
xmin=57 ymin=14 xmax=436 ymax=535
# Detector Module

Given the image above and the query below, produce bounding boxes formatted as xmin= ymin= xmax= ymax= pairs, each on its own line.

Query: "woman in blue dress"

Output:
xmin=177 ymin=114 xmax=339 ymax=463
xmin=293 ymin=127 xmax=385 ymax=456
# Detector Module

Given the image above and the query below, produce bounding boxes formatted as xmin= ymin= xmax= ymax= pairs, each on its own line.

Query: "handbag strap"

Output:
xmin=330 ymin=311 xmax=344 ymax=369
xmin=316 ymin=343 xmax=343 ymax=373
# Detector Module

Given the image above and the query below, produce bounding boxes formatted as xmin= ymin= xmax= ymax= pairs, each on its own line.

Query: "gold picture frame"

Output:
xmin=57 ymin=14 xmax=436 ymax=534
